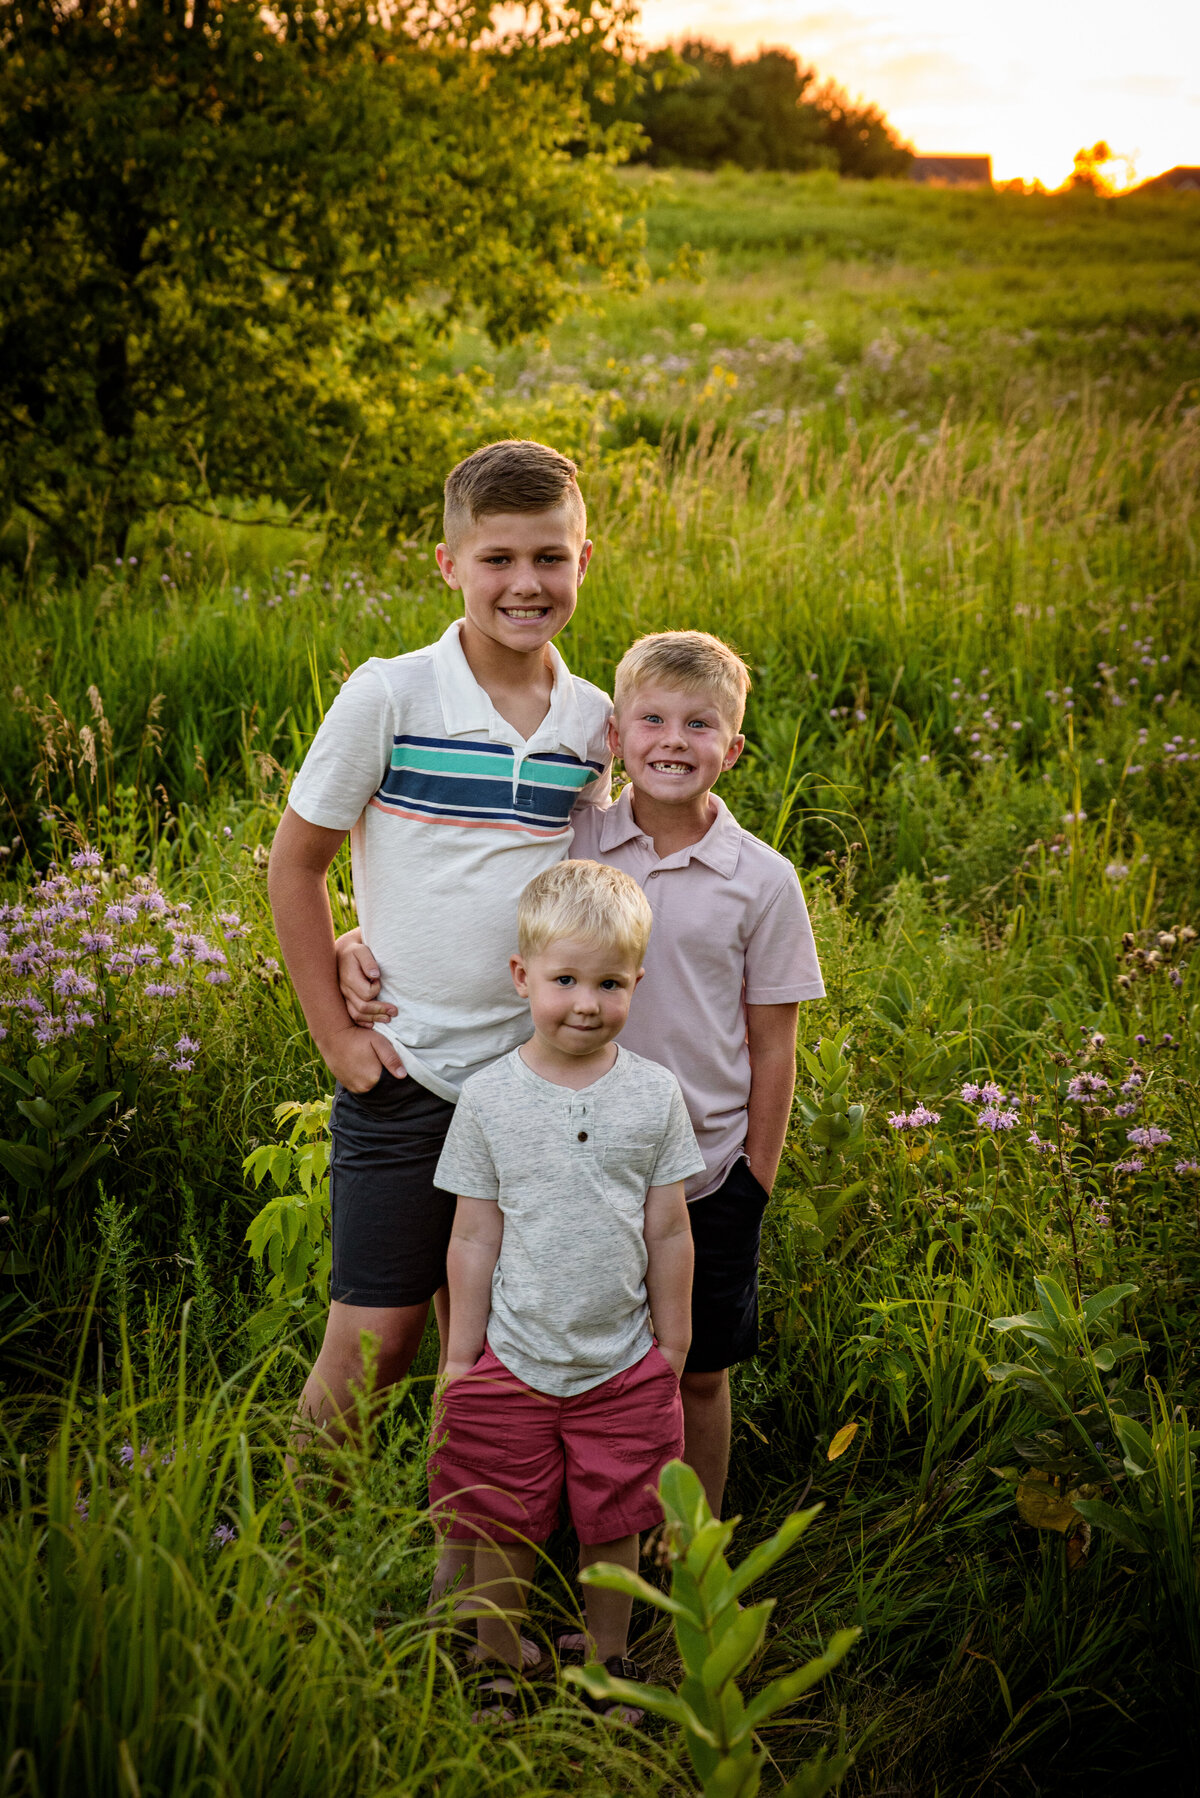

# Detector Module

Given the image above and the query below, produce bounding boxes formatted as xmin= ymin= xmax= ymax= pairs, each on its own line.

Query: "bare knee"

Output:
xmin=681 ymin=1368 xmax=728 ymax=1405
xmin=315 ymin=1301 xmax=427 ymax=1390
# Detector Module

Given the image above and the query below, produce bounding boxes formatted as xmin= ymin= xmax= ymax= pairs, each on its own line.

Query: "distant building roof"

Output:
xmin=910 ymin=155 xmax=993 ymax=187
xmin=1133 ymin=165 xmax=1200 ymax=194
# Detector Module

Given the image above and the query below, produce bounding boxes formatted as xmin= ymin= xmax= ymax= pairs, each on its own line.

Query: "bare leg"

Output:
xmin=680 ymin=1367 xmax=731 ymax=1518
xmin=578 ymin=1534 xmax=639 ymax=1661
xmin=427 ymin=1283 xmax=474 ymax=1605
xmin=469 ymin=1542 xmax=538 ymax=1668
xmin=292 ymin=1298 xmax=431 ymax=1459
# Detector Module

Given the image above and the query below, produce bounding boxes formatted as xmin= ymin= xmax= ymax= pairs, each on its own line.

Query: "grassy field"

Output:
xmin=2 ymin=173 xmax=1199 ymax=1797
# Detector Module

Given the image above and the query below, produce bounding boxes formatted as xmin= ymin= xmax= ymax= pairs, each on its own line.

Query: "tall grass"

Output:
xmin=2 ymin=177 xmax=1199 ymax=1794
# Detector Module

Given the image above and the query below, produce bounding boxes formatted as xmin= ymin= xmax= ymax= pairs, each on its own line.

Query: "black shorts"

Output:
xmin=684 ymin=1156 xmax=771 ymax=1374
xmin=329 ymin=1068 xmax=458 ymax=1308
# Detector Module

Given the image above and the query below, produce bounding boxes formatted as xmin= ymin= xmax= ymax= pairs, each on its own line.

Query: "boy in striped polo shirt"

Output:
xmin=268 ymin=441 xmax=611 ymax=1470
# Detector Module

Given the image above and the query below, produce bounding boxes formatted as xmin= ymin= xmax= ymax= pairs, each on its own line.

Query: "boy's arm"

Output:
xmin=744 ymin=1001 xmax=800 ymax=1196
xmin=643 ymin=1180 xmax=693 ymax=1379
xmin=268 ymin=806 xmax=405 ymax=1087
xmin=443 ymin=1197 xmax=503 ymax=1382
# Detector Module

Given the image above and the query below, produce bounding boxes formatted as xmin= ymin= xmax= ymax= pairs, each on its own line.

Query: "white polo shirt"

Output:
xmin=288 ymin=619 xmax=612 ymax=1100
xmin=571 ymin=786 xmax=825 ymax=1199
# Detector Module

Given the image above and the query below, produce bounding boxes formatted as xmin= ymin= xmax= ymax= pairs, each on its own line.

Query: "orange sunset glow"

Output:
xmin=638 ymin=0 xmax=1200 ymax=188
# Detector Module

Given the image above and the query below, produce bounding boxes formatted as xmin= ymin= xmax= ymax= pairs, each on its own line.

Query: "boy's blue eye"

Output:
xmin=600 ymin=978 xmax=622 ymax=990
xmin=554 ymin=975 xmax=575 ymax=986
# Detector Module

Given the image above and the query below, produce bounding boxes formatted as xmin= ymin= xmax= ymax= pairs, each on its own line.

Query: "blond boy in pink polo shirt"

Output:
xmin=340 ymin=630 xmax=824 ymax=1519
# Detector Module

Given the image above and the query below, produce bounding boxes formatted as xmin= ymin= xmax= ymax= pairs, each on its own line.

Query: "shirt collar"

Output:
xmin=599 ymin=785 xmax=743 ymax=879
xmin=431 ymin=619 xmax=588 ymax=759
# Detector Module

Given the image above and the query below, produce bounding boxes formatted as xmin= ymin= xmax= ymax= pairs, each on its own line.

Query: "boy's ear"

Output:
xmin=722 ymin=733 xmax=746 ymax=773
xmin=577 ymin=539 xmax=594 ymax=585
xmin=509 ymin=952 xmax=529 ymax=996
xmin=435 ymin=543 xmax=459 ymax=589
xmin=635 ymin=966 xmax=644 ymax=985
xmin=605 ymin=713 xmax=621 ymax=759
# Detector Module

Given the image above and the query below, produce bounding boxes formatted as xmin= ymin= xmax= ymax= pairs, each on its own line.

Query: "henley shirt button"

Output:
xmin=577 ymin=1130 xmax=588 ymax=1141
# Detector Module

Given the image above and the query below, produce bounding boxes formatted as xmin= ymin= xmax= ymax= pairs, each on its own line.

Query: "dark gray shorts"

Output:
xmin=329 ymin=1069 xmax=458 ymax=1309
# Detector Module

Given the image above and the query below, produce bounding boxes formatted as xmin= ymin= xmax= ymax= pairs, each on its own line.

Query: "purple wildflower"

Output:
xmin=1128 ymin=1126 xmax=1172 ymax=1148
xmin=170 ymin=1058 xmax=195 ymax=1074
xmin=79 ymin=931 xmax=115 ymax=954
xmin=1066 ymin=1072 xmax=1110 ymax=1103
xmin=70 ymin=849 xmax=103 ymax=870
xmin=978 ymin=1106 xmax=1019 ymax=1132
xmin=960 ymin=1083 xmax=982 ymax=1103
xmin=1114 ymin=1157 xmax=1145 ymax=1175
xmin=1119 ymin=1074 xmax=1143 ymax=1094
xmin=104 ymin=903 xmax=138 ymax=924
xmin=1175 ymin=1160 xmax=1200 ymax=1175
xmin=53 ymin=968 xmax=96 ymax=997
xmin=1090 ymin=1198 xmax=1112 ymax=1227
xmin=175 ymin=1035 xmax=200 ymax=1054
xmin=74 ymin=1496 xmax=89 ymax=1520
xmin=1026 ymin=1131 xmax=1055 ymax=1154
xmin=887 ymin=1111 xmax=910 ymax=1131
xmin=979 ymin=1081 xmax=1005 ymax=1103
xmin=211 ymin=1522 xmax=238 ymax=1547
xmin=144 ymin=982 xmax=182 ymax=999
xmin=1114 ymin=1101 xmax=1138 ymax=1118
xmin=907 ymin=1104 xmax=942 ymax=1127
xmin=205 ymin=970 xmax=231 ymax=986
xmin=119 ymin=1442 xmax=135 ymax=1467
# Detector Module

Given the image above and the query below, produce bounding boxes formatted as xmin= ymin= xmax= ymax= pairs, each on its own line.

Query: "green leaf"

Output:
xmin=1080 ymin=1283 xmax=1138 ymax=1327
xmin=0 ymin=1141 xmax=50 ymax=1185
xmin=566 ymin=1667 xmax=717 ymax=1742
xmin=577 ymin=1561 xmax=696 ymax=1620
xmin=718 ymin=1506 xmax=822 ymax=1609
xmin=741 ymin=1629 xmax=860 ymax=1730
xmin=700 ymin=1601 xmax=773 ymax=1690
xmin=59 ymin=1090 xmax=121 ymax=1142
xmin=0 ymin=1065 xmax=34 ymax=1096
xmin=1071 ymin=1497 xmax=1149 ymax=1551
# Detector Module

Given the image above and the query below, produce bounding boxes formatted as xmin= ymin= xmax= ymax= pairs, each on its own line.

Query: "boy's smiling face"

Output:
xmin=436 ymin=503 xmax=592 ymax=660
xmin=610 ymin=680 xmax=745 ymax=808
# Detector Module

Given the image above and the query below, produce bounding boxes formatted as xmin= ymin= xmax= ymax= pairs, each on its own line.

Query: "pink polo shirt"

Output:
xmin=571 ymin=786 xmax=825 ymax=1201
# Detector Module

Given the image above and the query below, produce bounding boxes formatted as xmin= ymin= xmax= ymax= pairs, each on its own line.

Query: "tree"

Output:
xmin=808 ymin=78 xmax=912 ymax=179
xmin=619 ymin=41 xmax=910 ymax=180
xmin=0 ymin=0 xmax=643 ymax=563
xmin=630 ymin=40 xmax=831 ymax=172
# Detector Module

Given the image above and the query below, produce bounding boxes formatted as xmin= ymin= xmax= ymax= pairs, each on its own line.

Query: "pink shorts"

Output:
xmin=428 ymin=1342 xmax=683 ymax=1547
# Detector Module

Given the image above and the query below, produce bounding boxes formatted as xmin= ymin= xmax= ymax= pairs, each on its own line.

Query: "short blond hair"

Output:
xmin=517 ymin=860 xmax=652 ymax=965
xmin=443 ymin=440 xmax=586 ymax=549
xmin=613 ymin=630 xmax=751 ymax=731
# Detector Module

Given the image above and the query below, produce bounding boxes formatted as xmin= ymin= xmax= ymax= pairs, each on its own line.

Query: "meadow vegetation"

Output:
xmin=2 ymin=172 xmax=1199 ymax=1795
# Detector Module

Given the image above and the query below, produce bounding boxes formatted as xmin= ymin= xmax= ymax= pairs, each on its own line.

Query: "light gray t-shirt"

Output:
xmin=435 ymin=1045 xmax=705 ymax=1397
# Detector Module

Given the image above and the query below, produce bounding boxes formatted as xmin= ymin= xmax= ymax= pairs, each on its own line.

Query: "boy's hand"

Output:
xmin=655 ymin=1342 xmax=688 ymax=1381
xmin=323 ymin=1023 xmax=405 ymax=1092
xmin=336 ymin=933 xmax=398 ymax=1027
xmin=439 ymin=1358 xmax=477 ymax=1389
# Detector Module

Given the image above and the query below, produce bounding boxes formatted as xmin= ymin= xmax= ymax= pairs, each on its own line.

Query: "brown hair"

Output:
xmin=614 ymin=630 xmax=752 ymax=731
xmin=443 ymin=440 xmax=586 ymax=547
xmin=517 ymin=860 xmax=652 ymax=965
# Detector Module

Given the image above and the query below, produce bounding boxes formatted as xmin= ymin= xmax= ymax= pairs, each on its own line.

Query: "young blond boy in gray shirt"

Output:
xmin=428 ymin=860 xmax=703 ymax=1714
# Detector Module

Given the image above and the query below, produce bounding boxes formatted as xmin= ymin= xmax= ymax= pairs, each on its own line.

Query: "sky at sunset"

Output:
xmin=637 ymin=0 xmax=1200 ymax=188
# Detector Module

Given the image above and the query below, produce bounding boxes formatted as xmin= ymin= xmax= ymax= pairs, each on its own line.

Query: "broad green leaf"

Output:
xmin=577 ymin=1561 xmax=695 ymax=1619
xmin=1081 ymin=1282 xmax=1138 ymax=1326
xmin=718 ymin=1507 xmax=822 ymax=1609
xmin=566 ymin=1667 xmax=717 ymax=1742
xmin=1071 ymin=1497 xmax=1149 ymax=1552
xmin=700 ymin=1600 xmax=772 ymax=1690
xmin=59 ymin=1089 xmax=121 ymax=1141
xmin=742 ymin=1628 xmax=860 ymax=1730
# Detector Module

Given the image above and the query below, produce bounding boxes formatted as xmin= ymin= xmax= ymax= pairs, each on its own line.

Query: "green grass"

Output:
xmin=2 ymin=174 xmax=1200 ymax=1795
